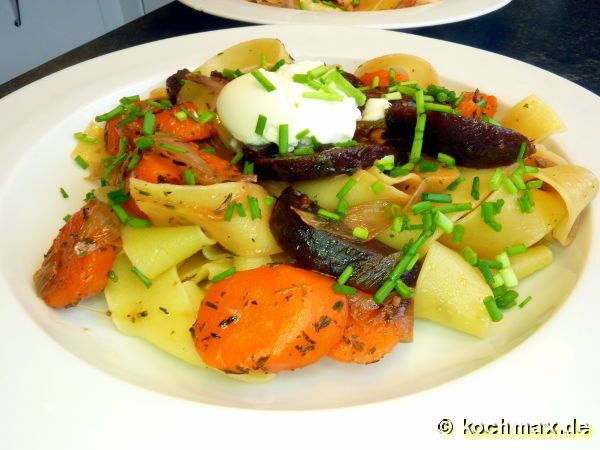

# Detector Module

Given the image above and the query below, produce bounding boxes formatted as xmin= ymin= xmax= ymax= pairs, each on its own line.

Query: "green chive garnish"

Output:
xmin=518 ymin=295 xmax=533 ymax=308
xmin=488 ymin=168 xmax=504 ymax=190
xmin=260 ymin=54 xmax=268 ymax=70
xmin=461 ymin=246 xmax=478 ymax=266
xmin=437 ymin=152 xmax=455 ymax=168
xmin=317 ymin=208 xmax=341 ymax=221
xmin=332 ymin=283 xmax=357 ymax=295
xmin=120 ymin=95 xmax=140 ymax=105
xmin=383 ymin=92 xmax=402 ymax=101
xmin=255 ymin=114 xmax=267 ymax=136
xmin=243 ymin=161 xmax=255 ymax=175
xmin=183 ymin=170 xmax=196 ymax=185
xmin=224 ymin=203 xmax=235 ymax=222
xmin=247 ymin=196 xmax=261 ymax=220
xmin=418 ymin=161 xmax=438 ymax=173
xmin=174 ymin=110 xmax=187 ymax=122
xmin=95 ymin=105 xmax=124 ymax=122
xmin=337 ymin=265 xmax=354 ymax=285
xmin=483 ymin=296 xmax=503 ymax=322
xmin=371 ymin=180 xmax=385 ymax=194
xmin=446 ymin=174 xmax=465 ymax=191
xmin=293 ymin=148 xmax=314 ymax=156
xmin=63 ymin=214 xmax=72 ymax=222
xmin=422 ymin=193 xmax=452 ymax=203
xmin=264 ymin=196 xmax=275 ymax=207
xmin=270 ymin=59 xmax=286 ymax=72
xmin=307 ymin=65 xmax=328 ymax=79
xmin=59 ymin=187 xmax=69 ymax=199
xmin=278 ymin=124 xmax=289 ymax=154
xmin=159 ymin=143 xmax=188 ymax=153
xmin=411 ymin=201 xmax=433 ymax=215
xmin=424 ymin=103 xmax=454 ymax=113
xmin=73 ymin=132 xmax=99 ymax=144
xmin=352 ymin=227 xmax=369 ymax=240
xmin=336 ymin=179 xmax=357 ymax=200
xmin=142 ymin=111 xmax=156 ymax=136
xmin=507 ymin=243 xmax=528 ymax=256
xmin=229 ymin=152 xmax=243 ymax=167
xmin=374 ymin=280 xmax=395 ymax=305
xmin=251 ymin=70 xmax=276 ymax=92
xmin=434 ymin=203 xmax=472 ymax=214
xmin=471 ymin=176 xmax=480 ymax=200
xmin=135 ymin=136 xmax=154 ymax=149
xmin=131 ymin=267 xmax=152 ymax=288
xmin=527 ymin=179 xmax=543 ymax=189
xmin=451 ymin=224 xmax=465 ymax=243
xmin=127 ymin=217 xmax=151 ymax=228
xmin=211 ymin=267 xmax=236 ymax=282
xmin=295 ymin=128 xmax=310 ymax=140
xmin=127 ymin=153 xmax=141 ymax=170
xmin=108 ymin=270 xmax=119 ymax=282
xmin=74 ymin=155 xmax=89 ymax=169
xmin=394 ymin=280 xmax=414 ymax=299
xmin=434 ymin=210 xmax=454 ymax=234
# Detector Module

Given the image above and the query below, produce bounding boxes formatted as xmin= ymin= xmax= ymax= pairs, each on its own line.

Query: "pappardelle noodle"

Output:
xmin=33 ymin=38 xmax=598 ymax=382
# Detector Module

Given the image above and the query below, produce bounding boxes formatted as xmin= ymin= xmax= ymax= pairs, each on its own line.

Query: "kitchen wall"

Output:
xmin=0 ymin=0 xmax=173 ymax=85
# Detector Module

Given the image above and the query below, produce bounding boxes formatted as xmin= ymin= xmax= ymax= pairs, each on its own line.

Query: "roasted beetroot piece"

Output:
xmin=244 ymin=143 xmax=402 ymax=182
xmin=270 ymin=187 xmax=420 ymax=292
xmin=385 ymin=101 xmax=535 ymax=168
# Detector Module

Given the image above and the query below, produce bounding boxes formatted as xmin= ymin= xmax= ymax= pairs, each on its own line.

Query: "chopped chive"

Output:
xmin=158 ymin=143 xmax=188 ymax=153
xmin=480 ymin=259 xmax=503 ymax=270
xmin=410 ymin=89 xmax=426 ymax=163
xmin=141 ymin=111 xmax=156 ymax=135
xmin=336 ymin=198 xmax=349 ymax=216
xmin=524 ymin=165 xmax=539 ymax=174
xmin=392 ymin=216 xmax=403 ymax=232
xmin=333 ymin=283 xmax=357 ymax=295
xmin=198 ymin=110 xmax=215 ymax=123
xmin=73 ymin=132 xmax=99 ymax=144
xmin=260 ymin=54 xmax=268 ymax=70
xmin=527 ymin=180 xmax=543 ymax=189
xmin=116 ymin=114 xmax=137 ymax=127
xmin=518 ymin=191 xmax=534 ymax=213
xmin=437 ymin=152 xmax=455 ymax=168
xmin=234 ymin=203 xmax=246 ymax=218
xmin=477 ymin=261 xmax=495 ymax=286
xmin=63 ymin=214 xmax=72 ymax=222
xmin=454 ymin=93 xmax=465 ymax=106
xmin=422 ymin=193 xmax=452 ymax=203
xmin=278 ymin=124 xmax=289 ymax=154
xmin=489 ymin=168 xmax=504 ymax=190
xmin=418 ymin=161 xmax=438 ymax=173
xmin=174 ymin=110 xmax=187 ymax=122
xmin=424 ymin=103 xmax=453 ymax=113
xmin=229 ymin=152 xmax=243 ymax=167
xmin=492 ymin=285 xmax=508 ymax=298
xmin=494 ymin=198 xmax=505 ymax=214
xmin=118 ymin=136 xmax=129 ymax=152
xmin=224 ymin=203 xmax=236 ymax=222
xmin=389 ymin=254 xmax=411 ymax=281
xmin=501 ymin=177 xmax=518 ymax=194
xmin=384 ymin=92 xmax=402 ymax=101
xmin=411 ymin=201 xmax=433 ymax=215
xmin=518 ymin=295 xmax=533 ymax=308
xmin=108 ymin=270 xmax=119 ymax=282
xmin=255 ymin=114 xmax=267 ymax=136
xmin=434 ymin=202 xmax=472 ymax=213
xmin=100 ymin=153 xmax=126 ymax=185
xmin=293 ymin=148 xmax=314 ymax=156
xmin=131 ymin=267 xmax=152 ymax=288
xmin=295 ymin=128 xmax=310 ymax=140
xmin=127 ymin=153 xmax=141 ymax=170
xmin=434 ymin=210 xmax=454 ymax=234
xmin=243 ymin=161 xmax=255 ymax=175
xmin=406 ymin=252 xmax=420 ymax=271
xmin=335 ymin=140 xmax=357 ymax=148
xmin=510 ymin=170 xmax=527 ymax=190
xmin=471 ymin=176 xmax=480 ymax=200
xmin=500 ymin=267 xmax=519 ymax=288
xmin=388 ymin=68 xmax=396 ymax=84
xmin=135 ymin=136 xmax=154 ymax=149
xmin=422 ymin=211 xmax=434 ymax=232
xmin=200 ymin=147 xmax=216 ymax=154
xmin=95 ymin=105 xmax=124 ymax=122
xmin=317 ymin=208 xmax=341 ymax=221
xmin=292 ymin=74 xmax=309 ymax=84
xmin=307 ymin=79 xmax=323 ymax=91
xmin=107 ymin=188 xmax=129 ymax=205
xmin=127 ymin=217 xmax=151 ymax=228
xmin=446 ymin=174 xmax=465 ymax=191
xmin=352 ymin=227 xmax=369 ymax=240
xmin=120 ymin=95 xmax=140 ymax=105
xmin=422 ymin=95 xmax=435 ymax=103
xmin=371 ymin=75 xmax=380 ymax=88
xmin=461 ymin=246 xmax=478 ymax=266
xmin=451 ymin=224 xmax=465 ymax=243
xmin=476 ymin=99 xmax=487 ymax=108
xmin=59 ymin=187 xmax=69 ymax=199
xmin=211 ymin=267 xmax=236 ymax=282
xmin=264 ymin=196 xmax=275 ymax=207
xmin=507 ymin=243 xmax=528 ymax=256
xmin=406 ymin=231 xmax=431 ymax=255
xmin=481 ymin=202 xmax=502 ymax=232
xmin=337 ymin=265 xmax=354 ymax=285
xmin=110 ymin=203 xmax=129 ymax=223
xmin=329 ymin=71 xmax=366 ymax=106
xmin=74 ymin=155 xmax=89 ymax=169
xmin=247 ymin=196 xmax=261 ymax=220
xmin=183 ymin=170 xmax=196 ymax=185
xmin=394 ymin=279 xmax=414 ymax=298
xmin=374 ymin=280 xmax=395 ymax=305
xmin=495 ymin=251 xmax=511 ymax=269
xmin=302 ymin=91 xmax=343 ymax=102
xmin=145 ymin=99 xmax=169 ymax=110
xmin=371 ymin=180 xmax=385 ymax=194
xmin=308 ymin=65 xmax=328 ymax=79
xmin=389 ymin=162 xmax=414 ymax=177
xmin=270 ymin=59 xmax=286 ymax=72
xmin=251 ymin=70 xmax=276 ymax=92
xmin=483 ymin=296 xmax=503 ymax=322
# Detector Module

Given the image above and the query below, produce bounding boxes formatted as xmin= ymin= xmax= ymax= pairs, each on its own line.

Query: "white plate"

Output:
xmin=0 ymin=26 xmax=598 ymax=449
xmin=179 ymin=0 xmax=512 ymax=29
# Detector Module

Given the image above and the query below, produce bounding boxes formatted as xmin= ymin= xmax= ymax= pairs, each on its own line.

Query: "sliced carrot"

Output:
xmin=155 ymin=102 xmax=214 ymax=142
xmin=132 ymin=152 xmax=185 ymax=185
xmin=33 ymin=200 xmax=122 ymax=308
xmin=104 ymin=116 xmax=142 ymax=155
xmin=328 ymin=291 xmax=413 ymax=364
xmin=456 ymin=91 xmax=498 ymax=119
xmin=359 ymin=69 xmax=408 ymax=88
xmin=196 ymin=150 xmax=245 ymax=180
xmin=192 ymin=265 xmax=348 ymax=374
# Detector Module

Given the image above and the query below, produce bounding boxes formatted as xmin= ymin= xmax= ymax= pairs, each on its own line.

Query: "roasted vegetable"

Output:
xmin=385 ymin=101 xmax=535 ymax=168
xmin=270 ymin=187 xmax=420 ymax=292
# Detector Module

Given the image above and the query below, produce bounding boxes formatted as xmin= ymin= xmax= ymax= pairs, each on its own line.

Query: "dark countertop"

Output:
xmin=1 ymin=0 xmax=599 ymax=98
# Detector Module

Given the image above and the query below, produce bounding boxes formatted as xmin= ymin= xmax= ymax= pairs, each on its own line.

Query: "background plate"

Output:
xmin=0 ymin=25 xmax=598 ymax=449
xmin=179 ymin=0 xmax=512 ymax=29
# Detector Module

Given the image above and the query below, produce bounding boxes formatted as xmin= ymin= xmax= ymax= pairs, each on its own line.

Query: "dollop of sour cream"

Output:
xmin=216 ymin=61 xmax=362 ymax=152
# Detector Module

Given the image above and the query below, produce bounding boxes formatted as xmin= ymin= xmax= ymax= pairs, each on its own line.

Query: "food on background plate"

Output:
xmin=33 ymin=38 xmax=598 ymax=380
xmin=248 ymin=0 xmax=436 ymax=12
